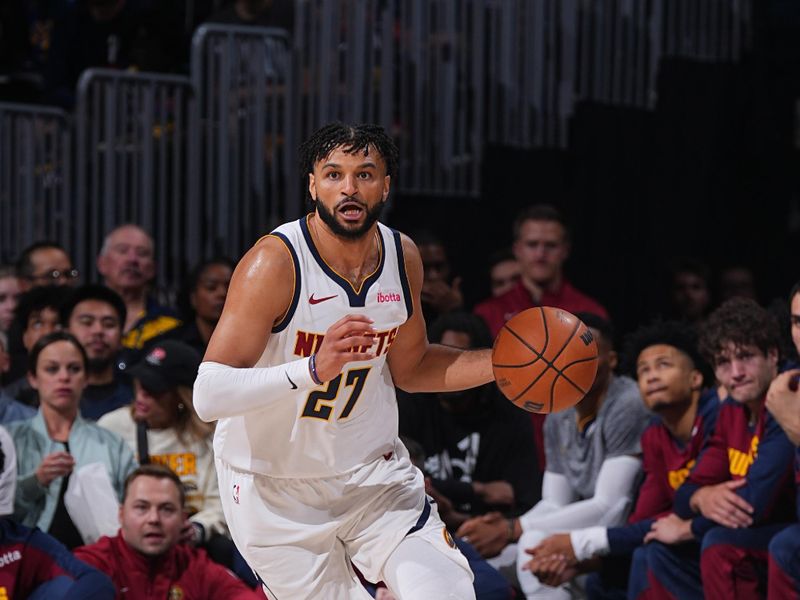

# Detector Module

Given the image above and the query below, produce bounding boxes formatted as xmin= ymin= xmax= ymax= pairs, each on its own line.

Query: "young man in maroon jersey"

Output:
xmin=518 ymin=320 xmax=718 ymax=598
xmin=643 ymin=297 xmax=795 ymax=599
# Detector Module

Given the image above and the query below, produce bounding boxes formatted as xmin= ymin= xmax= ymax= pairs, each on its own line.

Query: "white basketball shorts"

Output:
xmin=216 ymin=440 xmax=472 ymax=599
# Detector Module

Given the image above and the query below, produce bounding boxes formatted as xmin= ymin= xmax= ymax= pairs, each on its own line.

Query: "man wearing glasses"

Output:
xmin=16 ymin=242 xmax=79 ymax=292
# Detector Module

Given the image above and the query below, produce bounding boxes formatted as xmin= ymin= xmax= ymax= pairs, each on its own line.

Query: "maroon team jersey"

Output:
xmin=674 ymin=397 xmax=796 ymax=527
xmin=628 ymin=392 xmax=718 ymax=523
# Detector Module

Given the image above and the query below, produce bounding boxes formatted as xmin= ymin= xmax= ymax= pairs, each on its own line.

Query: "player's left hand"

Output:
xmin=455 ymin=512 xmax=508 ymax=558
xmin=525 ymin=533 xmax=576 ymax=565
xmin=643 ymin=513 xmax=693 ymax=545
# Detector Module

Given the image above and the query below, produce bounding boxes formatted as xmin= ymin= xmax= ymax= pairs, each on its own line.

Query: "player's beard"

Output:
xmin=315 ymin=197 xmax=385 ymax=240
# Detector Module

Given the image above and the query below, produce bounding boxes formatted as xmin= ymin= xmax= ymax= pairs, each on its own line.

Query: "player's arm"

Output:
xmin=387 ymin=235 xmax=493 ymax=392
xmin=204 ymin=236 xmax=293 ymax=368
xmin=518 ymin=455 xmax=642 ymax=534
xmin=194 ymin=236 xmax=376 ymax=421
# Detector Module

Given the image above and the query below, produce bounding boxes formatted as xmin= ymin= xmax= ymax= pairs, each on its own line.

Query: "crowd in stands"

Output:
xmin=0 ymin=202 xmax=796 ymax=599
xmin=0 ymin=0 xmax=295 ymax=106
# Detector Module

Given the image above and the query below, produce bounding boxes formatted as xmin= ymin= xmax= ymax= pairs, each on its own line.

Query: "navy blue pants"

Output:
xmin=638 ymin=540 xmax=702 ymax=600
xmin=767 ymin=523 xmax=800 ymax=600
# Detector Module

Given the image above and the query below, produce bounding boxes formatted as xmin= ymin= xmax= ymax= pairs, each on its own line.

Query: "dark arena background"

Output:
xmin=2 ymin=0 xmax=799 ymax=337
xmin=2 ymin=2 xmax=800 ymax=599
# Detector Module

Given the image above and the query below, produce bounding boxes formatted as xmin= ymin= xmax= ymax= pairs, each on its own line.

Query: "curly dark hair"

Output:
xmin=699 ymin=297 xmax=781 ymax=367
xmin=621 ymin=319 xmax=707 ymax=383
xmin=299 ymin=122 xmax=399 ymax=180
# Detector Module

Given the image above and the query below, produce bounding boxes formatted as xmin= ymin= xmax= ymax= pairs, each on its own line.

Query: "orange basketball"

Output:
xmin=492 ymin=307 xmax=599 ymax=413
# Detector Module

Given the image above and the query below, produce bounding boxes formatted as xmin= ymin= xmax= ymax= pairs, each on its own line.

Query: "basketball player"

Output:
xmin=193 ymin=123 xmax=493 ymax=599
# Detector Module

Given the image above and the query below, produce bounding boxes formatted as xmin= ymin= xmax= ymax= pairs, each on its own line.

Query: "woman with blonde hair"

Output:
xmin=98 ymin=340 xmax=224 ymax=547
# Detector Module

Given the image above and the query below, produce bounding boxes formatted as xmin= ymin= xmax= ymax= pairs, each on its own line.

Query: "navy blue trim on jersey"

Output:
xmin=270 ymin=231 xmax=302 ymax=333
xmin=299 ymin=216 xmax=386 ymax=307
xmin=392 ymin=229 xmax=413 ymax=319
xmin=407 ymin=498 xmax=432 ymax=536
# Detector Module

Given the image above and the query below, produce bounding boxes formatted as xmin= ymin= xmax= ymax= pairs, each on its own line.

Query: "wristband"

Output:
xmin=309 ymin=354 xmax=323 ymax=385
xmin=507 ymin=518 xmax=516 ymax=543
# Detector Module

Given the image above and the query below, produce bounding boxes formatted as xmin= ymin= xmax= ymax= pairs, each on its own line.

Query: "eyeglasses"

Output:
xmin=31 ymin=269 xmax=80 ymax=283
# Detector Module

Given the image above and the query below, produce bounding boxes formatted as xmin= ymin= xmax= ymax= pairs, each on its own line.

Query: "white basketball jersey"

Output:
xmin=213 ymin=217 xmax=413 ymax=478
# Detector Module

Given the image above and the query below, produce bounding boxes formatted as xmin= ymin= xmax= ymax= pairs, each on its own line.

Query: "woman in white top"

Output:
xmin=98 ymin=340 xmax=224 ymax=545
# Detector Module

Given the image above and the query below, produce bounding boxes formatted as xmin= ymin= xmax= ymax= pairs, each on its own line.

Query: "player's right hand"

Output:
xmin=691 ymin=479 xmax=753 ymax=528
xmin=35 ymin=451 xmax=75 ymax=486
xmin=314 ymin=314 xmax=377 ymax=382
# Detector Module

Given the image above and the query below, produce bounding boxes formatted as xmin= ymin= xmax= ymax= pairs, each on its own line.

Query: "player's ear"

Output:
xmin=690 ymin=369 xmax=703 ymax=391
xmin=382 ymin=175 xmax=391 ymax=201
xmin=308 ymin=173 xmax=317 ymax=201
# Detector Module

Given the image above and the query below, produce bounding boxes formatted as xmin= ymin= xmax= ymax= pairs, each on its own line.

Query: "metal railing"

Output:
xmin=0 ymin=103 xmax=72 ymax=264
xmin=485 ymin=0 xmax=754 ymax=148
xmin=0 ymin=1 xmax=756 ymax=282
xmin=191 ymin=24 xmax=295 ymax=260
xmin=75 ymin=69 xmax=195 ymax=285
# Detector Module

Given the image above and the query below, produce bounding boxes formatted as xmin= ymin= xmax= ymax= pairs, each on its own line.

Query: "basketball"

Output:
xmin=492 ymin=307 xmax=599 ymax=413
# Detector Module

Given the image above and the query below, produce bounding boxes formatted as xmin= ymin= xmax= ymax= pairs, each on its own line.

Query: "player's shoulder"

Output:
xmin=605 ymin=375 xmax=645 ymax=410
xmin=389 ymin=228 xmax=419 ymax=256
xmin=387 ymin=228 xmax=422 ymax=280
xmin=641 ymin=418 xmax=666 ymax=445
xmin=236 ymin=230 xmax=296 ymax=281
xmin=601 ymin=376 xmax=649 ymax=423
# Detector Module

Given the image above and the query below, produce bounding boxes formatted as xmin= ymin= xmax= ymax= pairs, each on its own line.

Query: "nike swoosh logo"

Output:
xmin=286 ymin=372 xmax=298 ymax=389
xmin=309 ymin=294 xmax=337 ymax=305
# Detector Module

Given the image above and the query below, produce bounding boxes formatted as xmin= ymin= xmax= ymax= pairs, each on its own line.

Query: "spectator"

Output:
xmin=15 ymin=241 xmax=78 ymax=293
xmin=206 ymin=0 xmax=294 ymax=31
xmin=98 ymin=341 xmax=227 ymax=552
xmin=0 ymin=332 xmax=36 ymax=424
xmin=524 ymin=321 xmax=718 ymax=598
xmin=0 ymin=264 xmax=20 ymax=334
xmin=398 ymin=312 xmax=540 ymax=531
xmin=4 ymin=285 xmax=70 ymax=405
xmin=409 ymin=230 xmax=464 ymax=325
xmin=7 ymin=331 xmax=137 ymax=549
xmin=644 ymin=298 xmax=795 ymax=599
xmin=457 ymin=315 xmax=650 ymax=599
xmin=96 ymin=224 xmax=180 ymax=359
xmin=0 ymin=424 xmax=115 ymax=599
xmin=666 ymin=257 xmax=711 ymax=325
xmin=152 ymin=258 xmax=234 ymax=356
xmin=74 ymin=464 xmax=264 ymax=599
xmin=765 ymin=281 xmax=800 ymax=599
xmin=487 ymin=249 xmax=520 ymax=299
xmin=63 ymin=285 xmax=133 ymax=420
xmin=474 ymin=204 xmax=608 ymax=339
xmin=717 ymin=264 xmax=758 ymax=304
